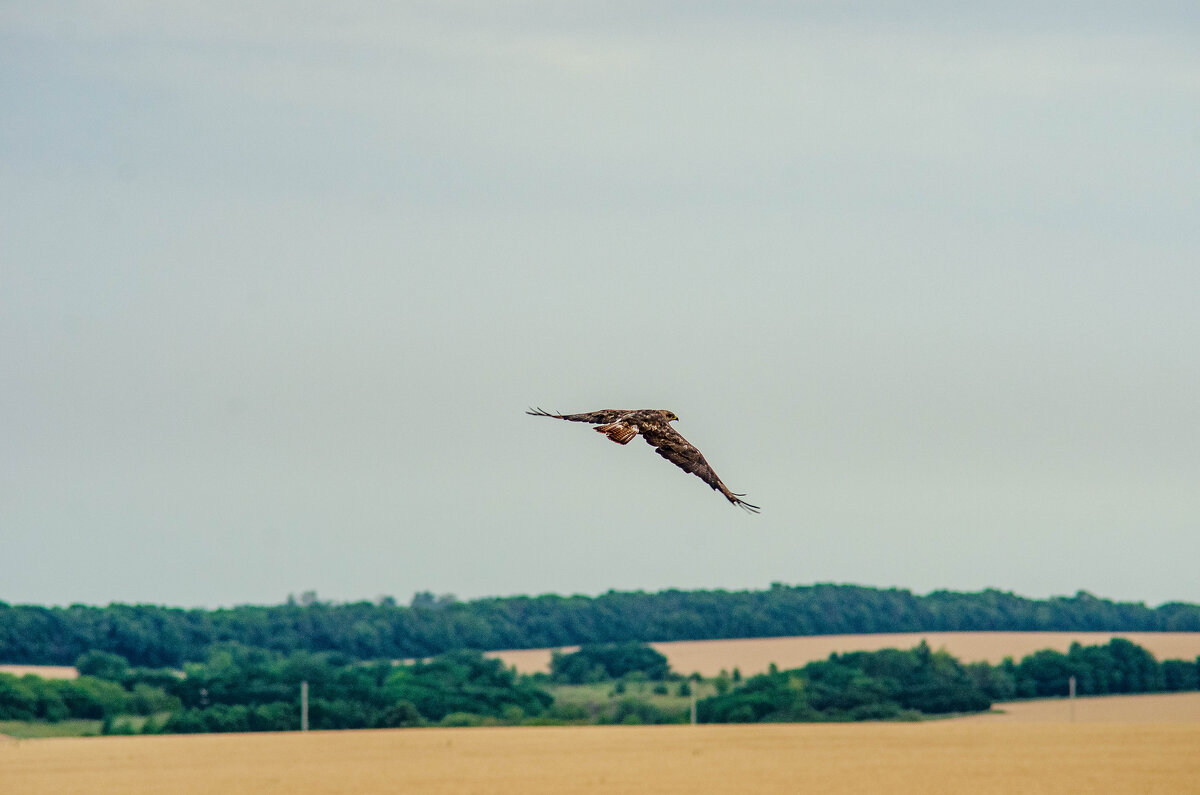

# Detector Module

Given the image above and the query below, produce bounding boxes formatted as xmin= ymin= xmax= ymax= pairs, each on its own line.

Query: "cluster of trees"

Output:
xmin=3 ymin=638 xmax=1199 ymax=734
xmin=697 ymin=638 xmax=1200 ymax=723
xmin=143 ymin=645 xmax=550 ymax=734
xmin=0 ymin=651 xmax=179 ymax=724
xmin=699 ymin=642 xmax=990 ymax=722
xmin=4 ymin=585 xmax=1199 ymax=667
xmin=548 ymin=642 xmax=671 ymax=684
xmin=969 ymin=638 xmax=1200 ymax=700
xmin=1 ymin=645 xmax=554 ymax=733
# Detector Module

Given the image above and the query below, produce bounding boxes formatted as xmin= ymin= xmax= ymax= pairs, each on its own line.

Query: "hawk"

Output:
xmin=527 ymin=407 xmax=761 ymax=512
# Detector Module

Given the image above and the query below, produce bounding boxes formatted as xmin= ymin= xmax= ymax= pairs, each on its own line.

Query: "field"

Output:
xmin=3 ymin=722 xmax=1198 ymax=794
xmin=489 ymin=631 xmax=1200 ymax=676
xmin=0 ymin=720 xmax=102 ymax=739
xmin=961 ymin=691 xmax=1200 ymax=723
xmin=545 ymin=679 xmax=718 ymax=723
xmin=0 ymin=665 xmax=78 ymax=680
xmin=10 ymin=631 xmax=1199 ymax=683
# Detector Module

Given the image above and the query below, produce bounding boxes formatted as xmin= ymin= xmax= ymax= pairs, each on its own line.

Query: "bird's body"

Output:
xmin=527 ymin=407 xmax=760 ymax=512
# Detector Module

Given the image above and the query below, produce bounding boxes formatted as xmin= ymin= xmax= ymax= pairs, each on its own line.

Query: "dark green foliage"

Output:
xmin=56 ymin=676 xmax=130 ymax=719
xmin=965 ymin=660 xmax=1017 ymax=701
xmin=1162 ymin=658 xmax=1200 ymax=692
xmin=549 ymin=642 xmax=671 ymax=683
xmin=0 ymin=674 xmax=38 ymax=720
xmin=4 ymin=587 xmax=1199 ymax=667
xmin=153 ymin=648 xmax=549 ymax=733
xmin=700 ymin=638 xmax=1200 ymax=724
xmin=7 ymin=636 xmax=1200 ymax=732
xmin=75 ymin=651 xmax=130 ymax=681
xmin=385 ymin=650 xmax=551 ymax=722
xmin=1010 ymin=639 xmax=1169 ymax=698
xmin=699 ymin=643 xmax=990 ymax=723
xmin=0 ymin=673 xmax=132 ymax=721
xmin=376 ymin=700 xmax=423 ymax=728
xmin=102 ymin=716 xmax=138 ymax=735
xmin=606 ymin=698 xmax=670 ymax=725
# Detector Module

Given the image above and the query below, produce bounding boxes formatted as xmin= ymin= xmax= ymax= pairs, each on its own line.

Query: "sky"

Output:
xmin=3 ymin=3 xmax=1199 ymax=609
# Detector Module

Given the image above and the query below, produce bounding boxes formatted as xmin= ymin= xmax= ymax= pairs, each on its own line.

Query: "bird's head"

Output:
xmin=665 ymin=411 xmax=679 ymax=422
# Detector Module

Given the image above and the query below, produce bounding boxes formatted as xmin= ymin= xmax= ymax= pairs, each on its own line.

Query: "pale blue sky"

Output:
xmin=3 ymin=3 xmax=1198 ymax=608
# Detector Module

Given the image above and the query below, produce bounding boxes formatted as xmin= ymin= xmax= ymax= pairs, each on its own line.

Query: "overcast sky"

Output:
xmin=3 ymin=3 xmax=1199 ymax=609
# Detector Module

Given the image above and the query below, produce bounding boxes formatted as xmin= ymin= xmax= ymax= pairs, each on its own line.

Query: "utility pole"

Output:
xmin=301 ymin=681 xmax=309 ymax=732
xmin=1068 ymin=676 xmax=1076 ymax=723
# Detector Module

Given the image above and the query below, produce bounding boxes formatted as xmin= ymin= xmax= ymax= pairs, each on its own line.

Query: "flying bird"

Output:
xmin=527 ymin=407 xmax=761 ymax=513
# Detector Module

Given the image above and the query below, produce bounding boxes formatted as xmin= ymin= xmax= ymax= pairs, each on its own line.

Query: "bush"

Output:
xmin=1163 ymin=659 xmax=1200 ymax=692
xmin=248 ymin=702 xmax=298 ymax=732
xmin=376 ymin=700 xmax=422 ymax=728
xmin=439 ymin=712 xmax=492 ymax=727
xmin=75 ymin=651 xmax=130 ymax=682
xmin=101 ymin=716 xmax=139 ymax=735
xmin=385 ymin=650 xmax=551 ymax=722
xmin=129 ymin=683 xmax=180 ymax=715
xmin=606 ymin=698 xmax=668 ymax=725
xmin=543 ymin=702 xmax=589 ymax=722
xmin=58 ymin=676 xmax=130 ymax=719
xmin=550 ymin=643 xmax=671 ymax=684
xmin=697 ymin=644 xmax=991 ymax=723
xmin=0 ymin=674 xmax=38 ymax=720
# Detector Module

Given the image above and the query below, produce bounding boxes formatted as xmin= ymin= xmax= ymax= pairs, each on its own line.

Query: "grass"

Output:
xmin=0 ymin=713 xmax=172 ymax=739
xmin=0 ymin=719 xmax=102 ymax=739
xmin=543 ymin=678 xmax=721 ymax=723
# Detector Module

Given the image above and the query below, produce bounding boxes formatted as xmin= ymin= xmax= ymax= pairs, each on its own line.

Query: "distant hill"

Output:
xmin=2 ymin=584 xmax=1199 ymax=667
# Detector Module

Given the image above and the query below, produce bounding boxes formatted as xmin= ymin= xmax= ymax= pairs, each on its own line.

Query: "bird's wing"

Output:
xmin=640 ymin=425 xmax=760 ymax=513
xmin=526 ymin=407 xmax=631 ymax=424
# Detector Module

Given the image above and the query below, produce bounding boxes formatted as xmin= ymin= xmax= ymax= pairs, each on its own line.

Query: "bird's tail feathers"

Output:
xmin=595 ymin=423 xmax=638 ymax=445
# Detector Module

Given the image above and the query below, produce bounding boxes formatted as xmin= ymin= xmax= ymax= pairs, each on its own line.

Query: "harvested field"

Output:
xmin=488 ymin=631 xmax=1200 ymax=676
xmin=3 ymin=723 xmax=1198 ymax=794
xmin=8 ymin=633 xmax=1198 ymax=684
xmin=960 ymin=691 xmax=1200 ymax=723
xmin=0 ymin=666 xmax=78 ymax=680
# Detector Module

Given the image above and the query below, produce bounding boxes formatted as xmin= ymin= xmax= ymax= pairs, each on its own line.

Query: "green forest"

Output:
xmin=3 ymin=584 xmax=1199 ymax=667
xmin=2 ymin=638 xmax=1197 ymax=736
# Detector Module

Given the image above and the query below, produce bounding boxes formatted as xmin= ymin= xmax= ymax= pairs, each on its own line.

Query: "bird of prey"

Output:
xmin=527 ymin=407 xmax=761 ymax=513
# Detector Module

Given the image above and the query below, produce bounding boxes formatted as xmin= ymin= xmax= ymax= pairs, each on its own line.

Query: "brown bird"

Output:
xmin=527 ymin=407 xmax=760 ymax=513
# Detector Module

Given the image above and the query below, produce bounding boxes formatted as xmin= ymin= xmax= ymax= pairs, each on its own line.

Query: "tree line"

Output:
xmin=699 ymin=637 xmax=1200 ymax=723
xmin=2 ymin=638 xmax=1197 ymax=734
xmin=3 ymin=584 xmax=1199 ymax=667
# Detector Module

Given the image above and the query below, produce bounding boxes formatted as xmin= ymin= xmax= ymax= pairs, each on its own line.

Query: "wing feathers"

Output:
xmin=644 ymin=426 xmax=761 ymax=513
xmin=527 ymin=407 xmax=631 ymax=424
xmin=528 ymin=406 xmax=759 ymax=512
xmin=595 ymin=422 xmax=639 ymax=445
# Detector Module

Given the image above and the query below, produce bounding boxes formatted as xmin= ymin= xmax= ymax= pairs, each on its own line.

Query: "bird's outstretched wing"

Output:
xmin=526 ymin=407 xmax=631 ymax=424
xmin=640 ymin=425 xmax=761 ymax=513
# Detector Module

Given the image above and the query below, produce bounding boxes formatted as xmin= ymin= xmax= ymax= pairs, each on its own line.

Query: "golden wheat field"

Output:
xmin=489 ymin=631 xmax=1200 ymax=676
xmin=14 ymin=632 xmax=1200 ymax=682
xmin=0 ymin=665 xmax=78 ymax=680
xmin=961 ymin=691 xmax=1200 ymax=723
xmin=3 ymin=722 xmax=1199 ymax=795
